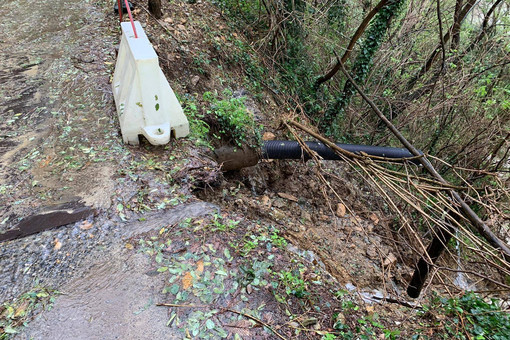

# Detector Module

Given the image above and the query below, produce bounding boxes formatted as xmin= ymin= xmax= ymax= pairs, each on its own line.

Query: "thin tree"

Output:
xmin=315 ymin=0 xmax=390 ymax=87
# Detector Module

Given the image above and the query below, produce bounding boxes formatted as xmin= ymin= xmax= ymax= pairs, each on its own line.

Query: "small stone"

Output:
xmin=383 ymin=253 xmax=397 ymax=267
xmin=366 ymin=245 xmax=378 ymax=259
xmin=260 ymin=195 xmax=271 ymax=208
xmin=79 ymin=221 xmax=93 ymax=230
xmin=278 ymin=192 xmax=298 ymax=202
xmin=336 ymin=203 xmax=346 ymax=217
xmin=53 ymin=238 xmax=62 ymax=250
xmin=272 ymin=209 xmax=286 ymax=220
xmin=369 ymin=213 xmax=379 ymax=225
xmin=191 ymin=75 xmax=200 ymax=86
xmin=273 ymin=199 xmax=286 ymax=208
xmin=263 ymin=132 xmax=275 ymax=140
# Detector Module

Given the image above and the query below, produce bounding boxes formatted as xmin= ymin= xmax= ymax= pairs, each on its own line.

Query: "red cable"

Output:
xmin=124 ymin=0 xmax=138 ymax=38
xmin=117 ymin=0 xmax=122 ymax=22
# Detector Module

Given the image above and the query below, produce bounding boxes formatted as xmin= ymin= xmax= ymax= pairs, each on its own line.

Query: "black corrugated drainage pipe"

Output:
xmin=213 ymin=140 xmax=421 ymax=171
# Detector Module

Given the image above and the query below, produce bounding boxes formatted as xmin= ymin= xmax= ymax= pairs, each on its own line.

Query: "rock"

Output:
xmin=273 ymin=199 xmax=286 ymax=208
xmin=79 ymin=221 xmax=93 ymax=230
xmin=366 ymin=245 xmax=378 ymax=259
xmin=263 ymin=132 xmax=276 ymax=140
xmin=272 ymin=209 xmax=286 ymax=220
xmin=191 ymin=75 xmax=200 ymax=86
xmin=260 ymin=195 xmax=271 ymax=208
xmin=278 ymin=192 xmax=298 ymax=202
xmin=53 ymin=238 xmax=62 ymax=250
xmin=336 ymin=203 xmax=346 ymax=217
xmin=383 ymin=253 xmax=397 ymax=267
xmin=369 ymin=213 xmax=379 ymax=225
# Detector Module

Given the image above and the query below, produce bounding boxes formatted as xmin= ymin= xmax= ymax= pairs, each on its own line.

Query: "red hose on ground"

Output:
xmin=124 ymin=0 xmax=138 ymax=38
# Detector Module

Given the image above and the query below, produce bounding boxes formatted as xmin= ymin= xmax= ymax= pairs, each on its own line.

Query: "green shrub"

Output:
xmin=203 ymin=89 xmax=262 ymax=147
xmin=418 ymin=292 xmax=510 ymax=339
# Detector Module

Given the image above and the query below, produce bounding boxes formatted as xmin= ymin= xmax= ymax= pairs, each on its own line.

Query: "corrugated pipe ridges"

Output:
xmin=262 ymin=140 xmax=421 ymax=164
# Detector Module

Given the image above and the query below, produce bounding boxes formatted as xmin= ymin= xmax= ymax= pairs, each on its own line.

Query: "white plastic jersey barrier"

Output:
xmin=112 ymin=21 xmax=189 ymax=145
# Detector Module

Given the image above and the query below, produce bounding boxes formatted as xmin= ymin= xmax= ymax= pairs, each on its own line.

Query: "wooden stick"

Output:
xmin=157 ymin=303 xmax=288 ymax=340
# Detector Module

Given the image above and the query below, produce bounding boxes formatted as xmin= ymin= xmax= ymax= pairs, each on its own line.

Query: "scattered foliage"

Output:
xmin=0 ymin=287 xmax=57 ymax=339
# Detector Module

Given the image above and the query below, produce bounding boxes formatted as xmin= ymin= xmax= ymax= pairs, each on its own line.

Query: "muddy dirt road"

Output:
xmin=0 ymin=3 xmax=223 ymax=338
xmin=0 ymin=0 xmax=120 ymax=300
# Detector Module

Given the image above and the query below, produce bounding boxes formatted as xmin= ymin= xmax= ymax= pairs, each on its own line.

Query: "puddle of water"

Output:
xmin=17 ymin=251 xmax=177 ymax=340
xmin=15 ymin=203 xmax=219 ymax=339
xmin=120 ymin=201 xmax=219 ymax=238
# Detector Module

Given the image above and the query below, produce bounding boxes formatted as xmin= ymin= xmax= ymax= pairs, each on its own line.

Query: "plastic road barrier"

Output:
xmin=112 ymin=21 xmax=189 ymax=145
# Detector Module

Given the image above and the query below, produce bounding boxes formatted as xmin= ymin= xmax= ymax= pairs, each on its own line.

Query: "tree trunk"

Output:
xmin=405 ymin=0 xmax=477 ymax=92
xmin=450 ymin=0 xmax=464 ymax=51
xmin=148 ymin=0 xmax=162 ymax=19
xmin=315 ymin=0 xmax=390 ymax=87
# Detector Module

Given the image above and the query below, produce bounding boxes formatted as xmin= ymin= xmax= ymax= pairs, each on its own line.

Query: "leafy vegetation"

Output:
xmin=0 ymin=287 xmax=57 ymax=339
xmin=415 ymin=292 xmax=510 ymax=339
xmin=134 ymin=215 xmax=292 ymax=339
xmin=203 ymin=89 xmax=262 ymax=147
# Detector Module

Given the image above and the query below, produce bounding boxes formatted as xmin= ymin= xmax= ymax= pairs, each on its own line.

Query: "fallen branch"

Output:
xmin=369 ymin=295 xmax=422 ymax=309
xmin=336 ymin=59 xmax=510 ymax=261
